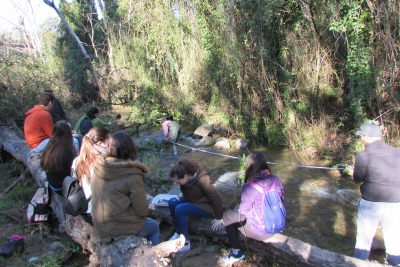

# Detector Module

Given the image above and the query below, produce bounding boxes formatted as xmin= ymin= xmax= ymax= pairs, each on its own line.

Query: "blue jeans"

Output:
xmin=32 ymin=138 xmax=79 ymax=154
xmin=136 ymin=218 xmax=160 ymax=246
xmin=168 ymin=197 xmax=212 ymax=241
xmin=31 ymin=139 xmax=50 ymax=152
xmin=355 ymin=198 xmax=400 ymax=265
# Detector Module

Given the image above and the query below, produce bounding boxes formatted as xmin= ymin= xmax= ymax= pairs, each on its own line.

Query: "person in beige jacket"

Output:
xmin=91 ymin=131 xmax=159 ymax=245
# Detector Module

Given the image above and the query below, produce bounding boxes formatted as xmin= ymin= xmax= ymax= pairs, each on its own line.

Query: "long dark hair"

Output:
xmin=41 ymin=120 xmax=76 ymax=172
xmin=244 ymin=151 xmax=271 ymax=183
xmin=76 ymin=127 xmax=110 ymax=184
xmin=107 ymin=131 xmax=137 ymax=160
xmin=170 ymin=158 xmax=200 ymax=179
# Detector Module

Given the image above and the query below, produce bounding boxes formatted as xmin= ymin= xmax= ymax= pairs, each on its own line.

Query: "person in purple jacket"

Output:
xmin=222 ymin=151 xmax=284 ymax=264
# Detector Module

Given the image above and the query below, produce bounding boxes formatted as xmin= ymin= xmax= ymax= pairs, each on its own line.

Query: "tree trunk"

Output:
xmin=0 ymin=124 xmax=386 ymax=267
xmin=42 ymin=0 xmax=103 ymax=93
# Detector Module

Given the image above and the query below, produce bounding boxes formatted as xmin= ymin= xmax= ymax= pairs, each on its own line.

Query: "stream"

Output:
xmin=113 ymin=106 xmax=386 ymax=264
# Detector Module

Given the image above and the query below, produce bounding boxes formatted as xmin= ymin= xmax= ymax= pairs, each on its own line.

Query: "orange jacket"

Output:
xmin=24 ymin=105 xmax=53 ymax=149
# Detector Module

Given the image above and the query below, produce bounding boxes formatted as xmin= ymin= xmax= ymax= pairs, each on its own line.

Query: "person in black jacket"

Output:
xmin=44 ymin=90 xmax=70 ymax=125
xmin=352 ymin=123 xmax=400 ymax=265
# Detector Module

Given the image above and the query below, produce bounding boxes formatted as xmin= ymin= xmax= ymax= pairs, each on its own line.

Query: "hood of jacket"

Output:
xmin=252 ymin=169 xmax=275 ymax=188
xmin=185 ymin=164 xmax=209 ymax=186
xmin=95 ymin=157 xmax=149 ymax=181
xmin=25 ymin=105 xmax=47 ymax=117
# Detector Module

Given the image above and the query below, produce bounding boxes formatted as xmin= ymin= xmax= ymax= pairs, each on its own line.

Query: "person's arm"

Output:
xmin=162 ymin=121 xmax=170 ymax=140
xmin=197 ymin=176 xmax=224 ymax=219
xmin=43 ymin=114 xmax=54 ymax=138
xmin=60 ymin=103 xmax=69 ymax=123
xmin=74 ymin=117 xmax=83 ymax=134
xmin=238 ymin=184 xmax=258 ymax=216
xmin=71 ymin=157 xmax=79 ymax=179
xmin=92 ymin=117 xmax=110 ymax=127
xmin=353 ymin=153 xmax=366 ymax=182
xmin=129 ymin=175 xmax=149 ymax=217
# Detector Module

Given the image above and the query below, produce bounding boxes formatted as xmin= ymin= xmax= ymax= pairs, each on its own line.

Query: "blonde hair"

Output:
xmin=75 ymin=127 xmax=109 ymax=185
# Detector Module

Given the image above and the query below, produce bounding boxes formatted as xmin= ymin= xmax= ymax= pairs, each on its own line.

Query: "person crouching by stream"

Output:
xmin=162 ymin=116 xmax=181 ymax=157
xmin=71 ymin=127 xmax=110 ymax=225
xmin=40 ymin=121 xmax=77 ymax=195
xmin=222 ymin=152 xmax=285 ymax=264
xmin=168 ymin=158 xmax=224 ymax=252
xmin=90 ymin=131 xmax=160 ymax=245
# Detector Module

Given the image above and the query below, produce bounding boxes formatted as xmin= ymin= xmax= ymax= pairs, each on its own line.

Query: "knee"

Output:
xmin=168 ymin=197 xmax=179 ymax=208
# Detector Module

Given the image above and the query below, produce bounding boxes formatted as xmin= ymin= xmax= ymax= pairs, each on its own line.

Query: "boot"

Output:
xmin=173 ymin=144 xmax=178 ymax=157
xmin=0 ymin=235 xmax=24 ymax=258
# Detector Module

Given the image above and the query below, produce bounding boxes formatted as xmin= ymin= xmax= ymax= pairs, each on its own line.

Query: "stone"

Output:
xmin=236 ymin=138 xmax=247 ymax=149
xmin=214 ymin=137 xmax=230 ymax=149
xmin=134 ymin=130 xmax=164 ymax=146
xmin=214 ymin=125 xmax=229 ymax=136
xmin=194 ymin=124 xmax=213 ymax=137
xmin=194 ymin=136 xmax=212 ymax=147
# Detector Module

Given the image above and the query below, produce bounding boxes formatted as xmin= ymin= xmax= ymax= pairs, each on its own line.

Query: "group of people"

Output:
xmin=22 ymin=91 xmax=400 ymax=265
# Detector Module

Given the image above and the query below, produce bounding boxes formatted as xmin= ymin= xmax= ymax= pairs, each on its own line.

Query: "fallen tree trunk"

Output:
xmin=0 ymin=125 xmax=386 ymax=267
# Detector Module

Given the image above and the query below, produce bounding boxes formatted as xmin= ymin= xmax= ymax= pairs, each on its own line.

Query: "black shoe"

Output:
xmin=0 ymin=235 xmax=24 ymax=258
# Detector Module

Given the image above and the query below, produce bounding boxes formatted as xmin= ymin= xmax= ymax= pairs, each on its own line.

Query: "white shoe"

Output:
xmin=176 ymin=241 xmax=190 ymax=253
xmin=168 ymin=232 xmax=180 ymax=241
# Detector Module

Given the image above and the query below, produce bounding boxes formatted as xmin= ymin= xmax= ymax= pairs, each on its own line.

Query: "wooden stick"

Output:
xmin=0 ymin=170 xmax=27 ymax=199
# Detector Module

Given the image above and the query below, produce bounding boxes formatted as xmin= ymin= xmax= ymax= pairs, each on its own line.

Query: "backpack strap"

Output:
xmin=62 ymin=176 xmax=76 ymax=197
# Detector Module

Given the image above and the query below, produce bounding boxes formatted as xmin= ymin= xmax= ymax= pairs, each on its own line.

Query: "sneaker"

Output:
xmin=169 ymin=232 xmax=180 ymax=241
xmin=0 ymin=235 xmax=24 ymax=258
xmin=176 ymin=241 xmax=190 ymax=253
xmin=223 ymin=248 xmax=245 ymax=264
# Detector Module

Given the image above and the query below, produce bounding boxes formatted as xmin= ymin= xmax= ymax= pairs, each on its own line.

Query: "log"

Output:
xmin=0 ymin=125 xmax=386 ymax=267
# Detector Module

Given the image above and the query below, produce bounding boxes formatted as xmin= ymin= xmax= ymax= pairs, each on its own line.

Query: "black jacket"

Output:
xmin=353 ymin=140 xmax=400 ymax=202
xmin=50 ymin=98 xmax=69 ymax=124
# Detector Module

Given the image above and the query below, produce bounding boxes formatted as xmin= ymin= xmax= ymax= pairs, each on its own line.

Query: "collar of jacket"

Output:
xmin=95 ymin=156 xmax=149 ymax=179
xmin=185 ymin=165 xmax=208 ymax=186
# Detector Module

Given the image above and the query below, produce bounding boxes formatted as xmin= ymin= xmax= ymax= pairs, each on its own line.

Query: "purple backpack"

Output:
xmin=250 ymin=177 xmax=286 ymax=234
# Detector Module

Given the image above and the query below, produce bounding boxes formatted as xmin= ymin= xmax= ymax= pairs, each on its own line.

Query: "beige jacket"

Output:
xmin=91 ymin=157 xmax=150 ymax=244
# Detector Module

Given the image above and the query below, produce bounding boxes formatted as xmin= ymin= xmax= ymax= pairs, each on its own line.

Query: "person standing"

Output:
xmin=352 ymin=123 xmax=400 ymax=265
xmin=44 ymin=90 xmax=70 ymax=125
xmin=162 ymin=116 xmax=181 ymax=156
xmin=24 ymin=92 xmax=54 ymax=152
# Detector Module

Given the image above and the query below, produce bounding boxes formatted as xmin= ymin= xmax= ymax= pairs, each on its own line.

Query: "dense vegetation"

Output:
xmin=1 ymin=0 xmax=399 ymax=163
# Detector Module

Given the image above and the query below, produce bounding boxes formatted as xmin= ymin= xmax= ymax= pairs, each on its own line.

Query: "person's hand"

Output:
xmin=211 ymin=219 xmax=224 ymax=231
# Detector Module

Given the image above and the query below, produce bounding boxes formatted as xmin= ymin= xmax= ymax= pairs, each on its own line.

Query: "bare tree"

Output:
xmin=43 ymin=0 xmax=103 ymax=92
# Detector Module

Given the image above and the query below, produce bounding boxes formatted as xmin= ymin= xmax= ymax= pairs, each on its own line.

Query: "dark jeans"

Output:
xmin=168 ymin=197 xmax=212 ymax=241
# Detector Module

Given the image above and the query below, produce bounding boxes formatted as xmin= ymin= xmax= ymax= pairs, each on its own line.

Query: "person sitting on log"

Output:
xmin=75 ymin=107 xmax=111 ymax=147
xmin=221 ymin=151 xmax=285 ymax=263
xmin=43 ymin=90 xmax=71 ymax=125
xmin=71 ymin=126 xmax=110 ymax=225
xmin=24 ymin=91 xmax=55 ymax=153
xmin=168 ymin=158 xmax=224 ymax=252
xmin=40 ymin=120 xmax=77 ymax=195
xmin=91 ymin=131 xmax=160 ymax=245
xmin=161 ymin=116 xmax=181 ymax=156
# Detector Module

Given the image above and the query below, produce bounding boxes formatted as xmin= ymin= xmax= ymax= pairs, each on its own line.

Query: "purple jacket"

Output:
xmin=239 ymin=170 xmax=284 ymax=235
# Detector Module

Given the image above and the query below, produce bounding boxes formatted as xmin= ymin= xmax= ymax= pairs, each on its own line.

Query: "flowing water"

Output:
xmin=113 ymin=105 xmax=386 ymax=264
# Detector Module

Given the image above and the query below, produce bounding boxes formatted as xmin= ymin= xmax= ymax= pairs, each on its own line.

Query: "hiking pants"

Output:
xmin=355 ymin=198 xmax=400 ymax=265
